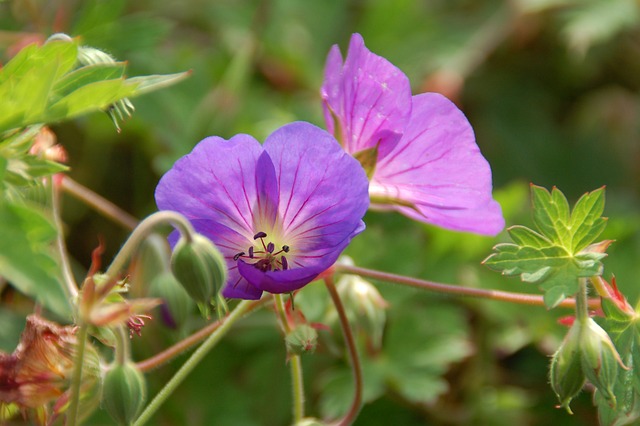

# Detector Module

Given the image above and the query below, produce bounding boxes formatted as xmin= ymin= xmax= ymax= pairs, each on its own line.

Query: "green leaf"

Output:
xmin=43 ymin=79 xmax=139 ymax=122
xmin=125 ymin=71 xmax=191 ymax=98
xmin=484 ymin=185 xmax=609 ymax=308
xmin=52 ymin=62 xmax=127 ymax=99
xmin=0 ymin=202 xmax=71 ymax=318
xmin=596 ymin=315 xmax=640 ymax=425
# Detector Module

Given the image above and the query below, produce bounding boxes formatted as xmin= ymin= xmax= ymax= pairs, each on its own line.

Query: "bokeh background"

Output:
xmin=2 ymin=0 xmax=640 ymax=424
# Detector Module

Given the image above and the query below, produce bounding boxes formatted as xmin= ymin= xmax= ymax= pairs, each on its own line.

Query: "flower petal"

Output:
xmin=321 ymin=33 xmax=412 ymax=157
xmin=370 ymin=93 xmax=504 ymax=236
xmin=155 ymin=134 xmax=278 ymax=239
xmin=237 ymin=260 xmax=324 ymax=294
xmin=263 ymin=121 xmax=369 ymax=272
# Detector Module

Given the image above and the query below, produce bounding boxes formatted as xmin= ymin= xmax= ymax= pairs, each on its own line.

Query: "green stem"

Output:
xmin=133 ymin=300 xmax=253 ymax=426
xmin=114 ymin=325 xmax=130 ymax=365
xmin=274 ymin=294 xmax=305 ymax=423
xmin=51 ymin=180 xmax=78 ymax=301
xmin=136 ymin=297 xmax=269 ymax=372
xmin=576 ymin=278 xmax=589 ymax=324
xmin=66 ymin=321 xmax=88 ymax=426
xmin=324 ymin=276 xmax=362 ymax=426
xmin=335 ymin=264 xmax=601 ymax=309
xmin=60 ymin=176 xmax=139 ymax=231
xmin=104 ymin=211 xmax=196 ymax=282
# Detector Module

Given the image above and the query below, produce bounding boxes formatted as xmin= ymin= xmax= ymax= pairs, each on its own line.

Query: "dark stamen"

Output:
xmin=254 ymin=231 xmax=267 ymax=239
xmin=282 ymin=245 xmax=290 ymax=253
xmin=267 ymin=242 xmax=275 ymax=253
xmin=248 ymin=246 xmax=254 ymax=258
xmin=281 ymin=256 xmax=288 ymax=270
xmin=233 ymin=252 xmax=245 ymax=261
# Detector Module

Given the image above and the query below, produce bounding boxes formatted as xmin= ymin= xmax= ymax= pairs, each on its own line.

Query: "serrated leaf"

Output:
xmin=0 ymin=202 xmax=71 ymax=318
xmin=484 ymin=185 xmax=609 ymax=308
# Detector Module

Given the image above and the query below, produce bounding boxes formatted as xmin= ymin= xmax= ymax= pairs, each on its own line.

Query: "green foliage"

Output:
xmin=597 ymin=299 xmax=640 ymax=425
xmin=484 ymin=185 xmax=609 ymax=308
xmin=0 ymin=202 xmax=70 ymax=317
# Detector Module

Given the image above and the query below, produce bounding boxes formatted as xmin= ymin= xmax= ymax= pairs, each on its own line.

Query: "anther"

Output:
xmin=233 ymin=252 xmax=245 ymax=261
xmin=248 ymin=246 xmax=254 ymax=258
xmin=282 ymin=245 xmax=290 ymax=253
xmin=267 ymin=242 xmax=275 ymax=253
xmin=254 ymin=231 xmax=267 ymax=240
xmin=281 ymin=256 xmax=289 ymax=270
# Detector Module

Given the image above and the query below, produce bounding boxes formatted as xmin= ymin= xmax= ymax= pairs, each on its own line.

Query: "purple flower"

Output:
xmin=321 ymin=33 xmax=504 ymax=236
xmin=155 ymin=122 xmax=369 ymax=300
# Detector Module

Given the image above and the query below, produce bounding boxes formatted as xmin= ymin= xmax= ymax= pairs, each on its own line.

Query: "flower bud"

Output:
xmin=285 ymin=324 xmax=318 ymax=356
xmin=170 ymin=234 xmax=227 ymax=317
xmin=102 ymin=361 xmax=147 ymax=425
xmin=580 ymin=318 xmax=622 ymax=407
xmin=336 ymin=273 xmax=388 ymax=350
xmin=148 ymin=272 xmax=194 ymax=328
xmin=550 ymin=321 xmax=585 ymax=413
xmin=129 ymin=234 xmax=171 ymax=296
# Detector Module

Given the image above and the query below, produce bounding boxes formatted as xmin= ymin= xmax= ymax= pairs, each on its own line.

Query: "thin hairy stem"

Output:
xmin=136 ymin=297 xmax=269 ymax=372
xmin=66 ymin=321 xmax=88 ymax=426
xmin=51 ymin=180 xmax=78 ymax=300
xmin=133 ymin=300 xmax=253 ymax=426
xmin=274 ymin=294 xmax=305 ymax=422
xmin=325 ymin=276 xmax=362 ymax=426
xmin=335 ymin=264 xmax=601 ymax=310
xmin=60 ymin=176 xmax=139 ymax=231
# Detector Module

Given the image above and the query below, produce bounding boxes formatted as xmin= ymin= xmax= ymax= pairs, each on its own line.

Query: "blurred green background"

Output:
xmin=3 ymin=0 xmax=640 ymax=424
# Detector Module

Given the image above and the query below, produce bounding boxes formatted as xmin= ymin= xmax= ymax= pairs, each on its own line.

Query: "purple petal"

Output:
xmin=370 ymin=93 xmax=505 ymax=236
xmin=155 ymin=134 xmax=279 ymax=240
xmin=237 ymin=260 xmax=324 ymax=294
xmin=321 ymin=33 xmax=412 ymax=158
xmin=263 ymin=121 xmax=369 ymax=271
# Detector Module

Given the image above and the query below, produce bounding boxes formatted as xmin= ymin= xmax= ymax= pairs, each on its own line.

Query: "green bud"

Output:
xmin=170 ymin=234 xmax=227 ymax=316
xmin=285 ymin=324 xmax=318 ymax=356
xmin=336 ymin=272 xmax=388 ymax=350
xmin=102 ymin=362 xmax=147 ymax=425
xmin=550 ymin=321 xmax=585 ymax=413
xmin=148 ymin=272 xmax=194 ymax=328
xmin=130 ymin=234 xmax=171 ymax=296
xmin=580 ymin=318 xmax=623 ymax=407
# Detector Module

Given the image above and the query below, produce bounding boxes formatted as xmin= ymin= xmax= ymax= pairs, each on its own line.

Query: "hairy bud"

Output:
xmin=550 ymin=321 xmax=585 ymax=413
xmin=171 ymin=234 xmax=227 ymax=317
xmin=102 ymin=362 xmax=147 ymax=425
xmin=148 ymin=272 xmax=194 ymax=328
xmin=285 ymin=324 xmax=318 ymax=356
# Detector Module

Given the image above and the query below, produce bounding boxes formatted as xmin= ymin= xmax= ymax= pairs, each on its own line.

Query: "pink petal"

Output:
xmin=321 ymin=33 xmax=412 ymax=158
xmin=370 ymin=93 xmax=504 ymax=236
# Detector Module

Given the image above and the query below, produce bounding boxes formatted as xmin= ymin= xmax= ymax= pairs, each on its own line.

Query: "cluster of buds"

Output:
xmin=550 ymin=317 xmax=625 ymax=412
xmin=0 ymin=315 xmax=100 ymax=425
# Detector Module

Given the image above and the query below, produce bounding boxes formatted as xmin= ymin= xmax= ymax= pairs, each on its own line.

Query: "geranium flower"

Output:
xmin=321 ymin=33 xmax=504 ymax=236
xmin=155 ymin=122 xmax=369 ymax=300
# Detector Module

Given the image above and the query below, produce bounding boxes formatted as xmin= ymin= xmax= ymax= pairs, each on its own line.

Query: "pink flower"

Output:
xmin=322 ymin=33 xmax=504 ymax=236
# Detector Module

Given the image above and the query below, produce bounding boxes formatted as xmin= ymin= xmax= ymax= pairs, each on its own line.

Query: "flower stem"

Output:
xmin=576 ymin=278 xmax=589 ymax=324
xmin=136 ymin=298 xmax=269 ymax=372
xmin=66 ymin=320 xmax=88 ymax=426
xmin=274 ymin=294 xmax=305 ymax=423
xmin=104 ymin=211 xmax=196 ymax=281
xmin=51 ymin=179 xmax=79 ymax=301
xmin=114 ymin=325 xmax=130 ymax=365
xmin=133 ymin=300 xmax=253 ymax=426
xmin=60 ymin=176 xmax=138 ymax=231
xmin=324 ymin=276 xmax=362 ymax=426
xmin=335 ymin=264 xmax=601 ymax=309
